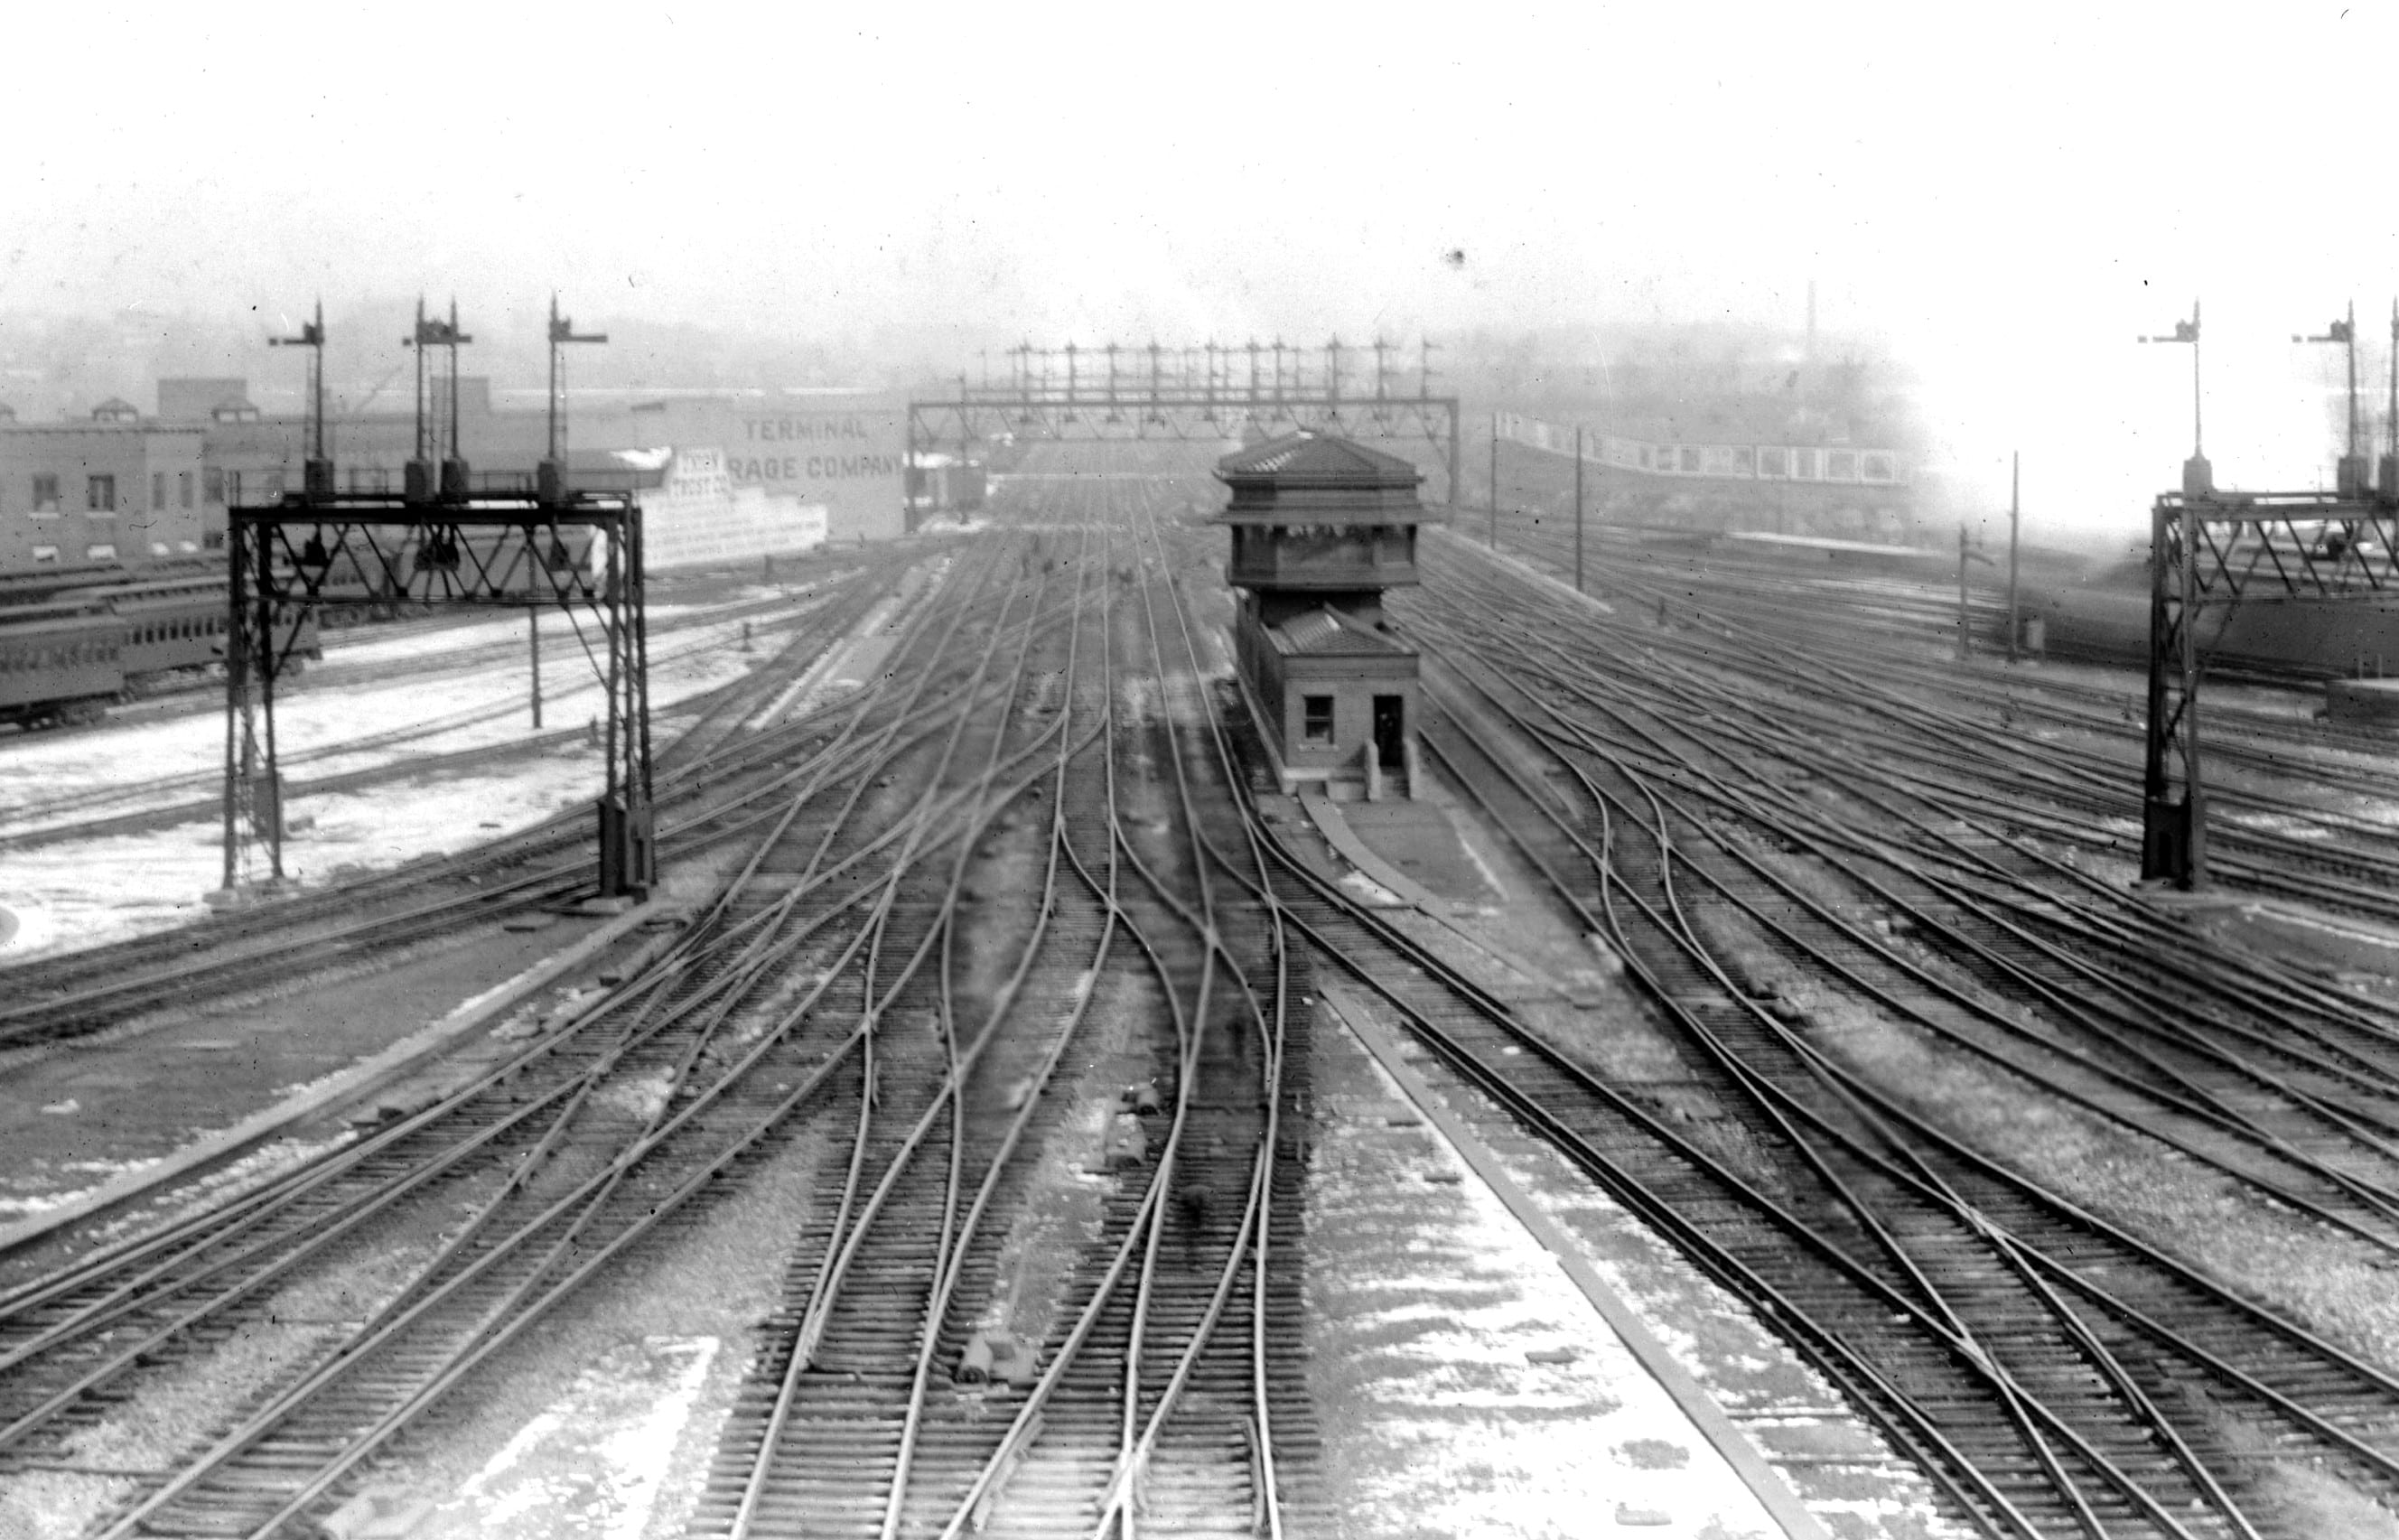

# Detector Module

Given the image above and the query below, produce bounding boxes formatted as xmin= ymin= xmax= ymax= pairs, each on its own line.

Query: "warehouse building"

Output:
xmin=0 ymin=404 xmax=210 ymax=573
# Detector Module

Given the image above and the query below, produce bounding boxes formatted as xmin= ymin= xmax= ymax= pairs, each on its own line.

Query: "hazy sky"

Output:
xmin=7 ymin=2 xmax=2395 ymax=533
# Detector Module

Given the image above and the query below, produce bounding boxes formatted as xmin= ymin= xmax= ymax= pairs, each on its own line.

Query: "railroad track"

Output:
xmin=1407 ymin=591 xmax=2399 ymax=1196
xmin=0 ymin=562 xmax=956 ymax=1050
xmin=1329 ymin=528 xmax=2399 ymax=1533
xmin=1413 ymin=531 xmax=2399 ymax=931
xmin=0 ymin=593 xmax=845 ymax=852
xmin=0 ymin=455 xmax=1318 ymax=1539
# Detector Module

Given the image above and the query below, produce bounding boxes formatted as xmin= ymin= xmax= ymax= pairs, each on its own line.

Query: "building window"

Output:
xmin=153 ymin=471 xmax=166 ymax=510
xmin=30 ymin=544 xmax=59 ymax=565
xmin=1302 ymin=694 xmax=1335 ymax=746
xmin=225 ymin=471 xmax=244 ymax=506
xmin=86 ymin=543 xmax=117 ymax=561
xmin=262 ymin=469 xmax=286 ymax=499
xmin=179 ymin=471 xmax=194 ymax=509
xmin=31 ymin=474 xmax=59 ymax=513
xmin=202 ymin=529 xmax=226 ymax=551
xmin=203 ymin=468 xmax=225 ymax=504
xmin=88 ymin=475 xmax=117 ymax=513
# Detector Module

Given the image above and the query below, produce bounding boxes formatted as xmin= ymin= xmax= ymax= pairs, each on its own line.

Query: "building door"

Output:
xmin=1372 ymin=694 xmax=1405 ymax=771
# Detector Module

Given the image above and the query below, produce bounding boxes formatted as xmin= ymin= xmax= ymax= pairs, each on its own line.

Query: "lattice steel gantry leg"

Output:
xmin=219 ymin=514 xmax=288 ymax=891
xmin=2142 ymin=492 xmax=2204 ymax=887
xmin=597 ymin=509 xmax=655 ymax=898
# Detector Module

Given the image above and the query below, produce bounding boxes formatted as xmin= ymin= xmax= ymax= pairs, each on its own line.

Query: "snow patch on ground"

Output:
xmin=1308 ymin=1025 xmax=1788 ymax=1540
xmin=434 ymin=1336 xmax=719 ymax=1540
xmin=1338 ymin=869 xmax=1403 ymax=907
xmin=0 ymin=608 xmax=796 ymax=961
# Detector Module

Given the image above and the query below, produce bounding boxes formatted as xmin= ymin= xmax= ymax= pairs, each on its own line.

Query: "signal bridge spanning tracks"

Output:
xmin=223 ymin=487 xmax=654 ymax=898
xmin=907 ymin=337 xmax=1463 ymax=507
xmin=2147 ymin=480 xmax=2399 ymax=886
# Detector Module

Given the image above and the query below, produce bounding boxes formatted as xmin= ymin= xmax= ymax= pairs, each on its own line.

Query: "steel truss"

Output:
xmin=908 ymin=338 xmax=1461 ymax=509
xmin=223 ymin=490 xmax=653 ymax=898
xmin=2145 ymin=484 xmax=2399 ymax=885
xmin=909 ymin=389 xmax=1461 ymax=506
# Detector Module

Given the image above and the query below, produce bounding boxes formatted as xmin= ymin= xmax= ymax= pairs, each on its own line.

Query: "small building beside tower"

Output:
xmin=1214 ymin=432 xmax=1436 ymax=798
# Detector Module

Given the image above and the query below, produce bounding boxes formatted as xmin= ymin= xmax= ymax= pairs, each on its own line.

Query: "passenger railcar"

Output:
xmin=0 ymin=574 xmax=322 ymax=730
xmin=53 ymin=574 xmax=318 ymax=677
xmin=0 ymin=613 xmax=126 ymax=728
xmin=2022 ymin=554 xmax=2399 ymax=679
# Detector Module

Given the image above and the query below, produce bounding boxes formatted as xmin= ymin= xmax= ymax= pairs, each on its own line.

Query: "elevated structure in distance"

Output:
xmin=907 ymin=338 xmax=1461 ymax=510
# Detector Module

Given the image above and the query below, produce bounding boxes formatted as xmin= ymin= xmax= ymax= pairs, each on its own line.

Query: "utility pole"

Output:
xmin=1957 ymin=525 xmax=1971 ymax=660
xmin=2294 ymin=302 xmax=2361 ymax=493
xmin=2140 ymin=300 xmax=2208 ymax=496
xmin=267 ymin=300 xmax=330 ymax=499
xmin=1574 ymin=424 xmax=1586 ymax=593
xmin=1489 ymin=413 xmax=1500 ymax=546
xmin=406 ymin=295 xmax=432 ymax=500
xmin=442 ymin=298 xmax=472 ymax=499
xmin=2006 ymin=452 xmax=2021 ymax=662
xmin=539 ymin=295 xmax=604 ymax=729
xmin=2386 ymin=301 xmax=2399 ymax=498
xmin=542 ymin=294 xmax=607 ymax=499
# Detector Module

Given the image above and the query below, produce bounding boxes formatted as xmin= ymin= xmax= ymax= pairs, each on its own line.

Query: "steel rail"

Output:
xmin=1415 ymin=622 xmax=2399 ymax=1525
xmin=1423 ymin=628 xmax=2399 ymax=1238
xmin=78 ymin=536 xmax=1057 ymax=1536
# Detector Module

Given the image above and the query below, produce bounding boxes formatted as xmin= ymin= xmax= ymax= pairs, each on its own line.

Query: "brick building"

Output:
xmin=1216 ymin=433 xmax=1436 ymax=798
xmin=0 ymin=404 xmax=209 ymax=572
